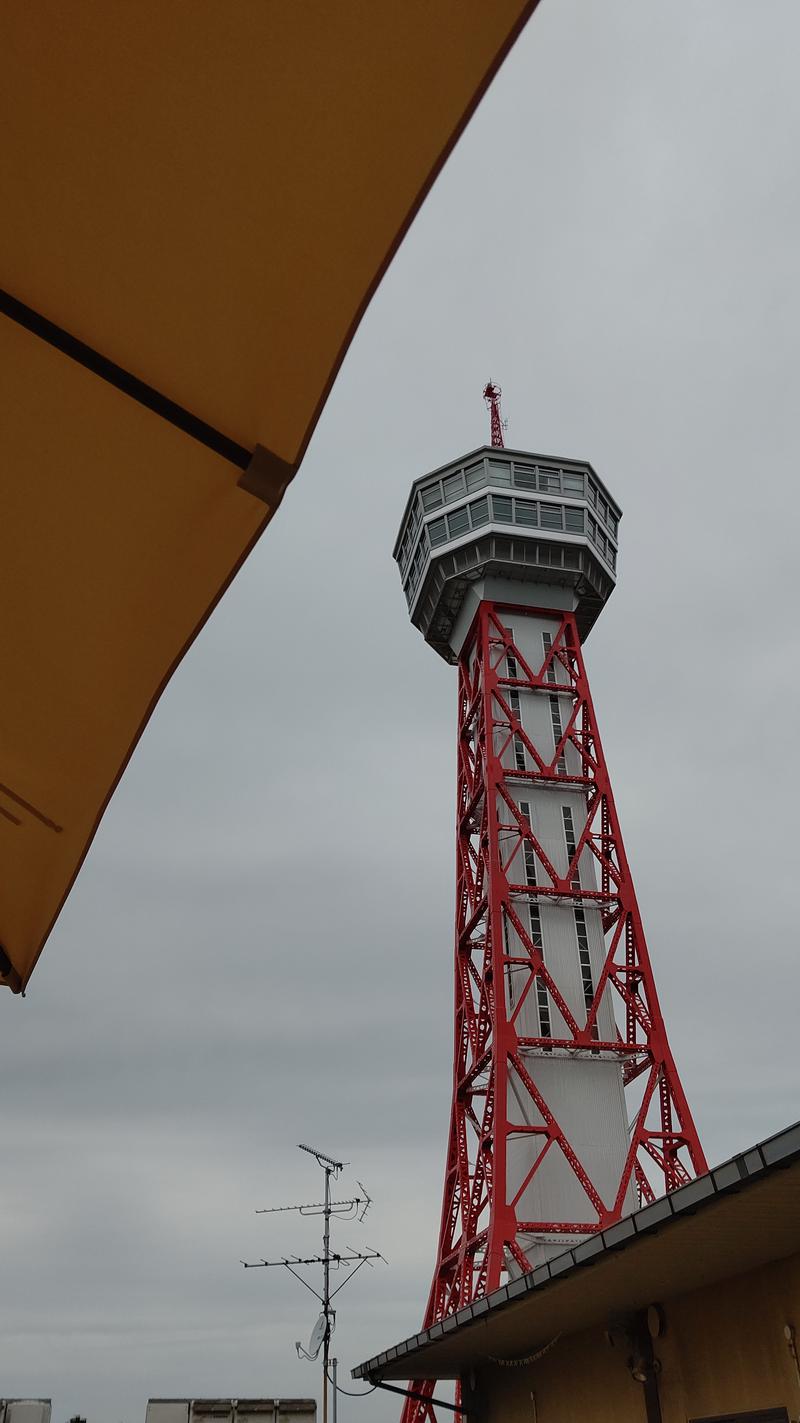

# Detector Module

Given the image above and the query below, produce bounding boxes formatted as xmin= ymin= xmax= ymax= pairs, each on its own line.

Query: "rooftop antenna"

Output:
xmin=242 ymin=1144 xmax=385 ymax=1423
xmin=482 ymin=380 xmax=507 ymax=448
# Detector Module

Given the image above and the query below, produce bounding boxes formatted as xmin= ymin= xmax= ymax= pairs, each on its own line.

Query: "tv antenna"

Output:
xmin=242 ymin=1143 xmax=385 ymax=1423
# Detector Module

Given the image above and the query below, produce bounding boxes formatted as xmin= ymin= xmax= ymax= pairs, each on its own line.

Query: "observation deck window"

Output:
xmin=562 ymin=471 xmax=584 ymax=495
xmin=512 ymin=463 xmax=537 ymax=491
xmin=447 ymin=506 xmax=470 ymax=538
xmin=487 ymin=460 xmax=512 ymax=486
xmin=564 ymin=507 xmax=584 ymax=533
xmin=515 ymin=500 xmax=538 ymax=527
xmin=491 ymin=494 xmax=513 ymax=523
xmin=540 ymin=503 xmax=563 ymax=531
xmin=470 ymin=495 xmax=490 ymax=527
xmin=422 ymin=484 xmax=443 ymax=512
xmin=443 ymin=471 xmax=465 ymax=501
xmin=428 ymin=516 xmax=447 ymax=548
xmin=538 ymin=468 xmax=561 ymax=492
xmin=465 ymin=462 xmax=487 ymax=491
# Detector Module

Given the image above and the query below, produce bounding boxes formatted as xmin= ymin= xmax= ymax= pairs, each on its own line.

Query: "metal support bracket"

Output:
xmin=368 ymin=1379 xmax=466 ymax=1416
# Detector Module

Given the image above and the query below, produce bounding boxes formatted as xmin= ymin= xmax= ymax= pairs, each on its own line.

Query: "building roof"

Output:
xmin=145 ymin=1403 xmax=315 ymax=1423
xmin=353 ymin=1119 xmax=800 ymax=1383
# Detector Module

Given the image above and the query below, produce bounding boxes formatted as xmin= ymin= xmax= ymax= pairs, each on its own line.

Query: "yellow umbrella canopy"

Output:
xmin=0 ymin=1 xmax=539 ymax=993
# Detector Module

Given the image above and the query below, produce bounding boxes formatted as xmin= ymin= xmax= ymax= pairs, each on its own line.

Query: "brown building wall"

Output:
xmin=475 ymin=1251 xmax=800 ymax=1423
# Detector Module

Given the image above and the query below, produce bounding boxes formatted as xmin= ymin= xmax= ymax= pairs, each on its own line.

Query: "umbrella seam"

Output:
xmin=0 ymin=285 xmax=253 ymax=470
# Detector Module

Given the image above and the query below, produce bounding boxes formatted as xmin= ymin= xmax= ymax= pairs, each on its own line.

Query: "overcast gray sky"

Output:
xmin=3 ymin=2 xmax=800 ymax=1418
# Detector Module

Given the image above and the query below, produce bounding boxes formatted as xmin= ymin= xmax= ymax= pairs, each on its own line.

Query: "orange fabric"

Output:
xmin=0 ymin=0 xmax=537 ymax=989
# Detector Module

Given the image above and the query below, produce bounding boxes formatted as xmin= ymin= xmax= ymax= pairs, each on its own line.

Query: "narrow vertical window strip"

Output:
xmin=520 ymin=801 xmax=537 ymax=886
xmin=549 ymin=695 xmax=567 ymax=775
xmin=508 ymin=675 xmax=525 ymax=772
xmin=542 ymin=630 xmax=558 ymax=685
xmin=520 ymin=800 xmax=552 ymax=1047
xmin=561 ymin=805 xmax=581 ymax=890
xmin=574 ymin=905 xmax=599 ymax=1041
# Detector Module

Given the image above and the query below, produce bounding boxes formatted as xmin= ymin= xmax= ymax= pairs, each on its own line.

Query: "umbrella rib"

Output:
xmin=0 ymin=286 xmax=252 ymax=470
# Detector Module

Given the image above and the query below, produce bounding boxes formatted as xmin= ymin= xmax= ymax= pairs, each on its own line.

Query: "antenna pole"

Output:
xmin=242 ymin=1142 xmax=384 ymax=1413
xmin=482 ymin=381 xmax=505 ymax=448
xmin=322 ymin=1164 xmax=332 ymax=1423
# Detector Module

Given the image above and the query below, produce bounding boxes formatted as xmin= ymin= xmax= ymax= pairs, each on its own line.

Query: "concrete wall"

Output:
xmin=146 ymin=1403 xmax=316 ymax=1423
xmin=472 ymin=1251 xmax=800 ymax=1423
xmin=0 ymin=1406 xmax=51 ymax=1423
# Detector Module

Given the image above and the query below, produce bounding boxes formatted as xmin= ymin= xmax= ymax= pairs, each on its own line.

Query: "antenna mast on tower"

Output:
xmin=482 ymin=381 xmax=506 ymax=447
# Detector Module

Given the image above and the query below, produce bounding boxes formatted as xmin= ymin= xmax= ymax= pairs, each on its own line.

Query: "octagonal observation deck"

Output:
xmin=394 ymin=445 xmax=622 ymax=663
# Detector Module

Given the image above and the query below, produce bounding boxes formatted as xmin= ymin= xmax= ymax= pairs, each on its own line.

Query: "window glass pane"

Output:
xmin=443 ymin=471 xmax=464 ymax=502
xmin=513 ymin=463 xmax=537 ymax=491
xmin=587 ymin=481 xmax=597 ymax=508
xmin=608 ymin=513 xmax=619 ymax=536
xmin=428 ymin=516 xmax=447 ymax=547
xmin=538 ymin=467 xmax=561 ymax=492
xmin=470 ymin=496 xmax=490 ymax=527
xmin=422 ymin=484 xmax=443 ymax=511
xmin=492 ymin=494 xmax=513 ymax=522
xmin=487 ymin=460 xmax=512 ymax=486
xmin=465 ymin=462 xmax=486 ymax=491
xmin=564 ymin=507 xmax=584 ymax=533
xmin=515 ymin=500 xmax=538 ymax=528
xmin=540 ymin=503 xmax=563 ymax=530
xmin=598 ymin=495 xmax=608 ymax=522
xmin=562 ymin=472 xmax=584 ymax=494
xmin=447 ymin=506 xmax=470 ymax=537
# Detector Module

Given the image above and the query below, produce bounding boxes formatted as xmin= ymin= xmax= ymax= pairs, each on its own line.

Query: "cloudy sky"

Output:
xmin=3 ymin=2 xmax=800 ymax=1419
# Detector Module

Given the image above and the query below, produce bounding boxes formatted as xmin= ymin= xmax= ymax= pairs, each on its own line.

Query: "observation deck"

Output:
xmin=394 ymin=445 xmax=621 ymax=662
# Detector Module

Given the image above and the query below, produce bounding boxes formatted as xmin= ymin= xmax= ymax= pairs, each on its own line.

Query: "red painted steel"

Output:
xmin=482 ymin=382 xmax=505 ymax=448
xmin=401 ymin=601 xmax=705 ymax=1423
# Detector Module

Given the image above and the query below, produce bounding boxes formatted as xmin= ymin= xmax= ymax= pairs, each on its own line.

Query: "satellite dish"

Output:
xmin=309 ymin=1313 xmax=327 ymax=1357
xmin=296 ymin=1311 xmax=328 ymax=1361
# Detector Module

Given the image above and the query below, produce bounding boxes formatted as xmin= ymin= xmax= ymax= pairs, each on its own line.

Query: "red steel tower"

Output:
xmin=393 ymin=399 xmax=706 ymax=1422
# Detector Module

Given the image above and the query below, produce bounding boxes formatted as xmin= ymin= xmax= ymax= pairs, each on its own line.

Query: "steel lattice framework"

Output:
xmin=402 ymin=601 xmax=706 ymax=1423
